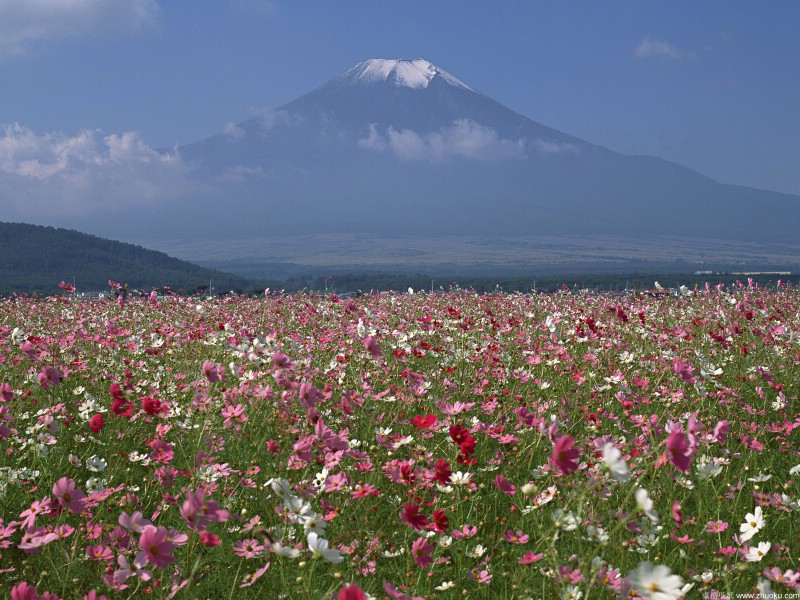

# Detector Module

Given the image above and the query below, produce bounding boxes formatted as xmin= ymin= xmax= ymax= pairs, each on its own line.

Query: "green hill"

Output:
xmin=0 ymin=222 xmax=250 ymax=295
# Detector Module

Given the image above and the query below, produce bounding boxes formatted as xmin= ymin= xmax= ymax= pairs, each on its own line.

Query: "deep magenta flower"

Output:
xmin=665 ymin=426 xmax=693 ymax=473
xmin=550 ymin=435 xmax=580 ymax=475
xmin=399 ymin=502 xmax=429 ymax=531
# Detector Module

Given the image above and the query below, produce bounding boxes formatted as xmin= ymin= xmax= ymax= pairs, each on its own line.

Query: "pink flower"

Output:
xmin=665 ymin=425 xmax=693 ymax=473
xmin=671 ymin=502 xmax=683 ymax=526
xmin=232 ymin=539 xmax=265 ymax=559
xmin=550 ymin=435 xmax=580 ymax=475
xmin=19 ymin=498 xmax=51 ymax=529
xmin=363 ymin=336 xmax=381 ymax=358
xmin=86 ymin=544 xmax=114 ymax=561
xmin=504 ymin=530 xmax=529 ymax=544
xmin=52 ymin=477 xmax=86 ymax=514
xmin=59 ymin=280 xmax=75 ymax=293
xmin=411 ymin=536 xmax=434 ymax=568
xmin=705 ymin=520 xmax=728 ymax=533
xmin=471 ymin=568 xmax=492 ymax=584
xmin=11 ymin=582 xmax=44 ymax=600
xmin=37 ymin=366 xmax=61 ymax=389
xmin=494 ymin=474 xmax=516 ymax=494
xmin=324 ymin=472 xmax=349 ymax=493
xmin=137 ymin=525 xmax=176 ymax=569
xmin=713 ymin=420 xmax=730 ymax=443
xmin=112 ymin=554 xmax=152 ymax=585
xmin=202 ymin=360 xmax=226 ymax=383
xmin=180 ymin=490 xmax=229 ymax=532
xmin=383 ymin=582 xmax=425 ymax=600
xmin=519 ymin=552 xmax=544 ymax=564
xmin=239 ymin=560 xmax=271 ymax=588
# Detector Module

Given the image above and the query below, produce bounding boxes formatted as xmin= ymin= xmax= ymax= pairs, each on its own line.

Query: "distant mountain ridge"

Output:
xmin=0 ymin=222 xmax=248 ymax=294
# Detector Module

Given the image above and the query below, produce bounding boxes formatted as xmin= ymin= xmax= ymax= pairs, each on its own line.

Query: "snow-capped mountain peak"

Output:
xmin=340 ymin=58 xmax=474 ymax=91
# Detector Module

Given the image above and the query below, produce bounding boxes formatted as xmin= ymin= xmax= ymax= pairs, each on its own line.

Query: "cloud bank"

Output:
xmin=0 ymin=0 xmax=159 ymax=59
xmin=357 ymin=119 xmax=527 ymax=161
xmin=634 ymin=37 xmax=688 ymax=60
xmin=0 ymin=123 xmax=192 ymax=221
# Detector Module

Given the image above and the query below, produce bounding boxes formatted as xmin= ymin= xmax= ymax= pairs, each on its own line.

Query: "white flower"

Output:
xmin=299 ymin=512 xmax=328 ymax=535
xmin=602 ymin=442 xmax=630 ymax=483
xmin=468 ymin=544 xmax=486 ymax=558
xmin=283 ymin=497 xmax=314 ymax=522
xmin=747 ymin=472 xmax=772 ymax=483
xmin=552 ymin=509 xmax=578 ymax=531
xmin=68 ymin=454 xmax=82 ymax=468
xmin=628 ymin=561 xmax=685 ymax=600
xmin=789 ymin=463 xmax=800 ymax=476
xmin=739 ymin=506 xmax=765 ymax=542
xmin=85 ymin=477 xmax=105 ymax=493
xmin=449 ymin=471 xmax=473 ymax=485
xmin=744 ymin=541 xmax=771 ymax=562
xmin=435 ymin=581 xmax=455 ymax=591
xmin=781 ymin=494 xmax=799 ymax=512
xmin=271 ymin=541 xmax=300 ymax=559
xmin=267 ymin=478 xmax=293 ymax=501
xmin=636 ymin=489 xmax=660 ymax=524
xmin=306 ymin=532 xmax=343 ymax=563
xmin=86 ymin=455 xmax=107 ymax=473
xmin=561 ymin=585 xmax=583 ymax=600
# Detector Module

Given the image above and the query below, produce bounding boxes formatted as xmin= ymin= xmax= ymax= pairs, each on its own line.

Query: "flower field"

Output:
xmin=0 ymin=282 xmax=798 ymax=599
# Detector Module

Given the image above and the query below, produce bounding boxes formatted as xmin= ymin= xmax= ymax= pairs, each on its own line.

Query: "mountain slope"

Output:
xmin=173 ymin=57 xmax=800 ymax=246
xmin=0 ymin=222 xmax=249 ymax=294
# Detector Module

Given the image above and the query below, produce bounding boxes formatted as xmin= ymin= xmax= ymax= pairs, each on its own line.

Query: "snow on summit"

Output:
xmin=342 ymin=59 xmax=474 ymax=91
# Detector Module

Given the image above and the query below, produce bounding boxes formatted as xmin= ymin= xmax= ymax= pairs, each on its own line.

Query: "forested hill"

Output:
xmin=0 ymin=222 xmax=250 ymax=295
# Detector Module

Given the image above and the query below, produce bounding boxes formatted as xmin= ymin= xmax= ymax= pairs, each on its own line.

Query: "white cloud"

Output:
xmin=358 ymin=119 xmax=527 ymax=162
xmin=634 ymin=37 xmax=688 ymax=60
xmin=249 ymin=107 xmax=301 ymax=133
xmin=223 ymin=122 xmax=246 ymax=141
xmin=220 ymin=165 xmax=266 ymax=182
xmin=531 ymin=139 xmax=579 ymax=154
xmin=0 ymin=0 xmax=159 ymax=59
xmin=0 ymin=123 xmax=193 ymax=219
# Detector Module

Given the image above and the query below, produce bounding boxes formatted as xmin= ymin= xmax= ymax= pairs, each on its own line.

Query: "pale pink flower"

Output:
xmin=52 ymin=477 xmax=86 ymax=514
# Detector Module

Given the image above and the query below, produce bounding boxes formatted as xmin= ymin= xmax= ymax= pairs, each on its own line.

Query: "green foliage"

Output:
xmin=0 ymin=222 xmax=248 ymax=294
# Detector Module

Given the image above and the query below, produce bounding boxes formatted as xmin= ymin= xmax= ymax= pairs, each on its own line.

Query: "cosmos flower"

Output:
xmin=627 ymin=562 xmax=685 ymax=600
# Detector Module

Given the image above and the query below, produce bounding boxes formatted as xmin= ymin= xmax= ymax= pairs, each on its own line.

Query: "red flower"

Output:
xmin=142 ymin=397 xmax=162 ymax=416
xmin=431 ymin=509 xmax=449 ymax=533
xmin=399 ymin=502 xmax=429 ymax=531
xmin=339 ymin=584 xmax=366 ymax=600
xmin=200 ymin=531 xmax=220 ymax=547
xmin=410 ymin=414 xmax=437 ymax=429
xmin=433 ymin=458 xmax=452 ymax=485
xmin=89 ymin=414 xmax=105 ymax=433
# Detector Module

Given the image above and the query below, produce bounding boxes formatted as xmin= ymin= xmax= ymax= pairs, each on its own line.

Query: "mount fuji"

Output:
xmin=139 ymin=58 xmax=800 ymax=273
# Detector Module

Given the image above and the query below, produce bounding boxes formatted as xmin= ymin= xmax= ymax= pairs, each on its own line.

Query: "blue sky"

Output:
xmin=1 ymin=0 xmax=799 ymax=198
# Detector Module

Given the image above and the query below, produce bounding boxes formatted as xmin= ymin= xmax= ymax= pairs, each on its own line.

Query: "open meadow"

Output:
xmin=0 ymin=282 xmax=798 ymax=599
